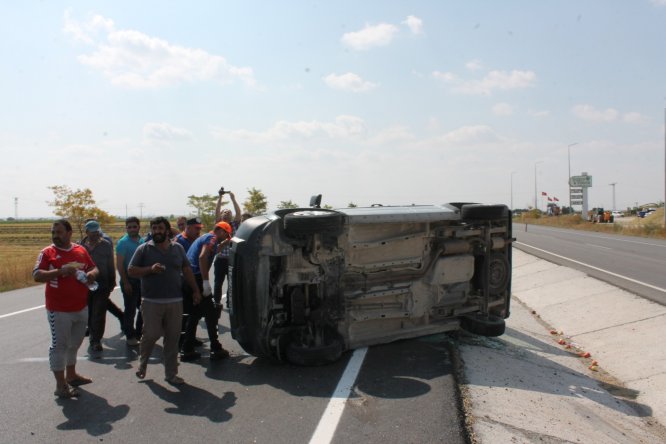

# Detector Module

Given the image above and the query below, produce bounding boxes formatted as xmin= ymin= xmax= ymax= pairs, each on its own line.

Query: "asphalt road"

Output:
xmin=514 ymin=223 xmax=666 ymax=305
xmin=0 ymin=284 xmax=465 ymax=444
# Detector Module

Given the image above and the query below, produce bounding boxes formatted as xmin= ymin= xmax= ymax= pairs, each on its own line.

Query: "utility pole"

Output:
xmin=510 ymin=171 xmax=517 ymax=210
xmin=138 ymin=203 xmax=144 ymax=219
xmin=609 ymin=183 xmax=617 ymax=211
xmin=534 ymin=161 xmax=543 ymax=211
xmin=567 ymin=142 xmax=578 ymax=211
xmin=14 ymin=197 xmax=18 ymax=220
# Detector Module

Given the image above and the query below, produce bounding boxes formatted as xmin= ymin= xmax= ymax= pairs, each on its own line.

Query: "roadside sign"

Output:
xmin=570 ymin=175 xmax=593 ymax=187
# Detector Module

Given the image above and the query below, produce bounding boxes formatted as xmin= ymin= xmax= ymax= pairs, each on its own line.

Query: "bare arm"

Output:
xmin=128 ymin=263 xmax=164 ymax=278
xmin=215 ymin=193 xmax=224 ymax=222
xmin=33 ymin=266 xmax=76 ymax=283
xmin=199 ymin=244 xmax=213 ymax=281
xmin=182 ymin=262 xmax=201 ymax=305
xmin=229 ymin=192 xmax=241 ymax=224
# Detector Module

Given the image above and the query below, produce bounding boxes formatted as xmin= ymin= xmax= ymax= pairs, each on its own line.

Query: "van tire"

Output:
xmin=460 ymin=314 xmax=506 ymax=337
xmin=286 ymin=340 xmax=343 ymax=366
xmin=461 ymin=204 xmax=508 ymax=221
xmin=283 ymin=210 xmax=344 ymax=236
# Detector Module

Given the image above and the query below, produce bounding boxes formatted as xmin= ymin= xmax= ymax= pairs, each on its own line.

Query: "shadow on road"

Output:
xmin=143 ymin=380 xmax=236 ymax=423
xmin=55 ymin=389 xmax=129 ymax=436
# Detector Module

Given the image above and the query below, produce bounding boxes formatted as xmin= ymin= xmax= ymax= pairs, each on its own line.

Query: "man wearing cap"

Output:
xmin=174 ymin=217 xmax=204 ymax=349
xmin=81 ymin=220 xmax=116 ymax=352
xmin=174 ymin=217 xmax=203 ymax=253
xmin=180 ymin=221 xmax=232 ymax=361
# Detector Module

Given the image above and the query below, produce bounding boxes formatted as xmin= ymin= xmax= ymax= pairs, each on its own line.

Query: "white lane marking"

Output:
xmin=516 ymin=242 xmax=666 ymax=294
xmin=0 ymin=305 xmax=45 ymax=319
xmin=309 ymin=347 xmax=368 ymax=444
xmin=584 ymin=243 xmax=612 ymax=250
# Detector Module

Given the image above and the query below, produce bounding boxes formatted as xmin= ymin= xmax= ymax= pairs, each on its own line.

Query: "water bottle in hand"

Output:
xmin=76 ymin=270 xmax=99 ymax=291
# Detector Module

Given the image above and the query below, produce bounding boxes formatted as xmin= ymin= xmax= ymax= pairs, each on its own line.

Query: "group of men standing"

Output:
xmin=33 ymin=190 xmax=244 ymax=396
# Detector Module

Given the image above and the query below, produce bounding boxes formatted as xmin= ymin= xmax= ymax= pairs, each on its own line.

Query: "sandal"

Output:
xmin=165 ymin=375 xmax=185 ymax=385
xmin=54 ymin=385 xmax=80 ymax=398
xmin=135 ymin=367 xmax=146 ymax=380
xmin=67 ymin=375 xmax=93 ymax=387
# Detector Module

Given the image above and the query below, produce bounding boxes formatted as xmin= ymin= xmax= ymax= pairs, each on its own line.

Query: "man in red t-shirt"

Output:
xmin=33 ymin=219 xmax=99 ymax=398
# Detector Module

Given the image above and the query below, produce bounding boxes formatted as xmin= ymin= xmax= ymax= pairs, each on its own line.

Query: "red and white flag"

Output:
xmin=548 ymin=197 xmax=553 ymax=202
xmin=541 ymin=191 xmax=547 ymax=196
xmin=553 ymin=197 xmax=559 ymax=202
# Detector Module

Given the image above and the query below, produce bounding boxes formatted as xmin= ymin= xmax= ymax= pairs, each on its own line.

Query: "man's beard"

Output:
xmin=153 ymin=232 xmax=167 ymax=243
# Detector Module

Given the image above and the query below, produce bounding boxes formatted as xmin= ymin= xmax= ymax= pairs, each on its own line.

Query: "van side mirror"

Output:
xmin=309 ymin=194 xmax=322 ymax=208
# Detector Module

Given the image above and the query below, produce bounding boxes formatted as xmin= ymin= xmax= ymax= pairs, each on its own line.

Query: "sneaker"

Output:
xmin=91 ymin=343 xmax=103 ymax=352
xmin=179 ymin=350 xmax=201 ymax=362
xmin=126 ymin=337 xmax=139 ymax=346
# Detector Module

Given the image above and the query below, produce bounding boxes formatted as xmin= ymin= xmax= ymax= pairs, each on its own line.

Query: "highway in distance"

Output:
xmin=513 ymin=223 xmax=666 ymax=305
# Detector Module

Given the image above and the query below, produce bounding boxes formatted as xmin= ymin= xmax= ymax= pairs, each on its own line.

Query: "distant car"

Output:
xmin=611 ymin=211 xmax=623 ymax=218
xmin=228 ymin=201 xmax=513 ymax=365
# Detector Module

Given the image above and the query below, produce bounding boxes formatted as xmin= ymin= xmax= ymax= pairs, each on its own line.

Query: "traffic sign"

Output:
xmin=570 ymin=175 xmax=592 ymax=187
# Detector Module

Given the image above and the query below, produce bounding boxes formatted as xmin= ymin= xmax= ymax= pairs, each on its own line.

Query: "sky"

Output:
xmin=1 ymin=1 xmax=665 ymax=219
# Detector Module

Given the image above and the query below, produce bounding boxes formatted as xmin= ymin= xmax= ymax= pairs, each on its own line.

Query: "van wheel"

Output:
xmin=286 ymin=340 xmax=343 ymax=366
xmin=460 ymin=314 xmax=505 ymax=337
xmin=283 ymin=210 xmax=344 ymax=236
xmin=461 ymin=204 xmax=509 ymax=220
xmin=474 ymin=253 xmax=510 ymax=296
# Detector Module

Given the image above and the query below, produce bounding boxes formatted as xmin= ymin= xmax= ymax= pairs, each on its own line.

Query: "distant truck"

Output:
xmin=588 ymin=208 xmax=614 ymax=223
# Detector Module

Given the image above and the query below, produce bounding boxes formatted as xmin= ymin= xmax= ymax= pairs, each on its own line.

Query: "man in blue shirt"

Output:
xmin=181 ymin=221 xmax=232 ymax=361
xmin=115 ymin=217 xmax=144 ymax=346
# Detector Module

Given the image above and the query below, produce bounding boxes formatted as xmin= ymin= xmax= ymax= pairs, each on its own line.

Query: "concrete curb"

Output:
xmin=461 ymin=249 xmax=666 ymax=443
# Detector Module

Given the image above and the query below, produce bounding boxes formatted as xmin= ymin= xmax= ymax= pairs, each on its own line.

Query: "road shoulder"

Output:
xmin=460 ymin=249 xmax=666 ymax=443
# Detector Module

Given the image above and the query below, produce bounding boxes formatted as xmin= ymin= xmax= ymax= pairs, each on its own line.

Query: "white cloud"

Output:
xmin=341 ymin=23 xmax=399 ymax=50
xmin=492 ymin=103 xmax=514 ymax=116
xmin=143 ymin=123 xmax=192 ymax=142
xmin=465 ymin=59 xmax=483 ymax=71
xmin=433 ymin=68 xmax=536 ymax=95
xmin=432 ymin=71 xmax=456 ymax=82
xmin=572 ymin=104 xmax=619 ymax=122
xmin=323 ymin=72 xmax=378 ymax=92
xmin=402 ymin=15 xmax=423 ymax=34
xmin=529 ymin=109 xmax=550 ymax=118
xmin=211 ymin=115 xmax=367 ymax=144
xmin=64 ymin=14 xmax=255 ymax=89
xmin=622 ymin=112 xmax=649 ymax=124
xmin=438 ymin=125 xmax=498 ymax=145
xmin=650 ymin=0 xmax=666 ymax=6
xmin=455 ymin=70 xmax=536 ymax=95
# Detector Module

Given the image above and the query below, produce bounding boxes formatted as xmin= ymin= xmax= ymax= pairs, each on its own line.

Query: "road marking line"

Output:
xmin=309 ymin=347 xmax=368 ymax=444
xmin=515 ymin=242 xmax=666 ymax=294
xmin=0 ymin=305 xmax=45 ymax=319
